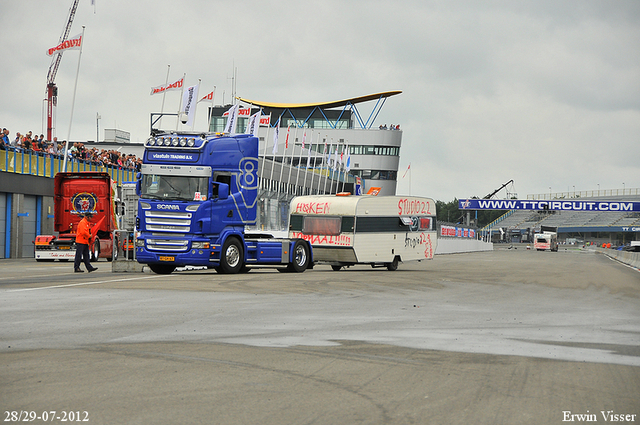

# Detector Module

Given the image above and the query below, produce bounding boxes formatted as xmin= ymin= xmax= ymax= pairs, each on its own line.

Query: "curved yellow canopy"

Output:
xmin=237 ymin=90 xmax=402 ymax=110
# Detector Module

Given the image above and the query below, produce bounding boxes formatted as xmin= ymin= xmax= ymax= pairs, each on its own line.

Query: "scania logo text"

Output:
xmin=157 ymin=204 xmax=180 ymax=210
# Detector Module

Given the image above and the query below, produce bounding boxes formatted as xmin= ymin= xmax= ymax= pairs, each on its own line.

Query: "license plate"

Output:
xmin=159 ymin=256 xmax=175 ymax=262
xmin=59 ymin=246 xmax=70 ymax=250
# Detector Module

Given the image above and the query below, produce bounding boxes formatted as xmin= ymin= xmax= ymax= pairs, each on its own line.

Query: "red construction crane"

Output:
xmin=45 ymin=0 xmax=80 ymax=142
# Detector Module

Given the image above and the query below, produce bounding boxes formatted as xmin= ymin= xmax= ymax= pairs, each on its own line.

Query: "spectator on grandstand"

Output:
xmin=0 ymin=128 xmax=9 ymax=149
xmin=13 ymin=132 xmax=22 ymax=148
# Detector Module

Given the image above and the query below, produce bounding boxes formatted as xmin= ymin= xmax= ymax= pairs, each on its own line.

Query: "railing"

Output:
xmin=528 ymin=188 xmax=640 ymax=200
xmin=480 ymin=210 xmax=514 ymax=232
xmin=0 ymin=148 xmax=136 ymax=183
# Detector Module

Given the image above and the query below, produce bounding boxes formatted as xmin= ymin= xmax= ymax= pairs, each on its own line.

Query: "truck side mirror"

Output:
xmin=135 ymin=173 xmax=142 ymax=196
xmin=213 ymin=182 xmax=229 ymax=200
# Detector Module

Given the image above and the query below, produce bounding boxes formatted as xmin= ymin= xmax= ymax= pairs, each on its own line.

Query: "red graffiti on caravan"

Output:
xmin=294 ymin=201 xmax=331 ymax=215
xmin=397 ymin=198 xmax=431 ymax=215
xmin=291 ymin=231 xmax=352 ymax=246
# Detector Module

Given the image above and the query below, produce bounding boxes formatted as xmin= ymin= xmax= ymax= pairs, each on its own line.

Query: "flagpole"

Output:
xmin=190 ymin=79 xmax=201 ymax=130
xmin=159 ymin=64 xmax=170 ymax=129
xmin=175 ymin=73 xmax=185 ymax=130
xmin=330 ymin=141 xmax=338 ymax=195
xmin=269 ymin=116 xmax=280 ymax=194
xmin=340 ymin=143 xmax=349 ymax=192
xmin=323 ymin=138 xmax=332 ymax=195
xmin=286 ymin=126 xmax=298 ymax=196
xmin=260 ymin=112 xmax=270 ymax=183
xmin=207 ymin=86 xmax=216 ymax=131
xmin=277 ymin=125 xmax=290 ymax=198
xmin=312 ymin=132 xmax=320 ymax=194
xmin=409 ymin=163 xmax=412 ymax=195
xmin=302 ymin=131 xmax=311 ymax=193
xmin=307 ymin=132 xmax=317 ymax=194
xmin=294 ymin=128 xmax=306 ymax=195
xmin=62 ymin=26 xmax=85 ymax=173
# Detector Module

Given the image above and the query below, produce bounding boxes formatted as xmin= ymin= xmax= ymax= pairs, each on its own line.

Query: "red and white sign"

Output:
xmin=150 ymin=77 xmax=184 ymax=95
xmin=199 ymin=90 xmax=215 ymax=102
xmin=259 ymin=115 xmax=271 ymax=126
xmin=47 ymin=33 xmax=83 ymax=56
xmin=223 ymin=107 xmax=252 ymax=117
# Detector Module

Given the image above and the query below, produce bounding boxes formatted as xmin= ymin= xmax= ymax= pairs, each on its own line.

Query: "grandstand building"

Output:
xmin=482 ymin=189 xmax=640 ymax=246
xmin=207 ymin=91 xmax=403 ymax=231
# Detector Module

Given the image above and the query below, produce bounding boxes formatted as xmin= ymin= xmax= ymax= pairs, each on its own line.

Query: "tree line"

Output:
xmin=435 ymin=199 xmax=506 ymax=228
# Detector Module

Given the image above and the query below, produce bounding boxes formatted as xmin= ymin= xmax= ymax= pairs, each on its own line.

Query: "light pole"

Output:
xmin=96 ymin=113 xmax=101 ymax=142
xmin=549 ymin=187 xmax=551 ymax=199
xmin=623 ymin=182 xmax=625 ymax=194
xmin=573 ymin=185 xmax=576 ymax=198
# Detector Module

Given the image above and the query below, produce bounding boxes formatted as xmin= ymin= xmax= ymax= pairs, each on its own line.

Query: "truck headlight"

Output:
xmin=136 ymin=239 xmax=145 ymax=247
xmin=192 ymin=241 xmax=210 ymax=249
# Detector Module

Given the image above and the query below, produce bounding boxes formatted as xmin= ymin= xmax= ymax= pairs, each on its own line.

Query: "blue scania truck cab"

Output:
xmin=135 ymin=131 xmax=312 ymax=274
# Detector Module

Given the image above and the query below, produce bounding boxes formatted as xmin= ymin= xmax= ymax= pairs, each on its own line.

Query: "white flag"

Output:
xmin=306 ymin=132 xmax=313 ymax=168
xmin=272 ymin=117 xmax=281 ymax=154
xmin=150 ymin=77 xmax=184 ymax=95
xmin=198 ymin=88 xmax=215 ymax=103
xmin=345 ymin=145 xmax=351 ymax=172
xmin=181 ymin=84 xmax=199 ymax=127
xmin=246 ymin=111 xmax=261 ymax=136
xmin=333 ymin=147 xmax=339 ymax=170
xmin=223 ymin=104 xmax=240 ymax=134
xmin=47 ymin=33 xmax=83 ymax=56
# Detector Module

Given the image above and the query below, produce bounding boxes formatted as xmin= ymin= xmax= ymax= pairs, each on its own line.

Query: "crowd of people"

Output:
xmin=0 ymin=127 xmax=141 ymax=171
xmin=378 ymin=124 xmax=401 ymax=130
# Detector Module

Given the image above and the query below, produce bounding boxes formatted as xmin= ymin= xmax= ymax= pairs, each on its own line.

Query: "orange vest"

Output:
xmin=76 ymin=217 xmax=92 ymax=245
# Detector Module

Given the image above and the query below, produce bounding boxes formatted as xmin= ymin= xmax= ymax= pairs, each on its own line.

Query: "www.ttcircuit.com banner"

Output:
xmin=458 ymin=199 xmax=640 ymax=212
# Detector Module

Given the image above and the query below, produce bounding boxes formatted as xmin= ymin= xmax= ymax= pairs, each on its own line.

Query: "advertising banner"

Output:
xmin=440 ymin=225 xmax=476 ymax=238
xmin=458 ymin=199 xmax=640 ymax=212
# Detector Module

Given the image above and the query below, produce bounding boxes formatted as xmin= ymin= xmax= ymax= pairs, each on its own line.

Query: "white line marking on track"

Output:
xmin=6 ymin=275 xmax=162 ymax=292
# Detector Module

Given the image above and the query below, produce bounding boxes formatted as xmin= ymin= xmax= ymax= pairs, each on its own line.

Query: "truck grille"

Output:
xmin=145 ymin=210 xmax=192 ymax=233
xmin=146 ymin=239 xmax=189 ymax=252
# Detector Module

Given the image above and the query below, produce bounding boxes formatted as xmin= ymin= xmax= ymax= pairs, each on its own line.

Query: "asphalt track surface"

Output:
xmin=1 ymin=249 xmax=639 ymax=424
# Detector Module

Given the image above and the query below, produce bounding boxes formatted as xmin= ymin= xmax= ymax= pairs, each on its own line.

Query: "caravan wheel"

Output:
xmin=386 ymin=256 xmax=399 ymax=271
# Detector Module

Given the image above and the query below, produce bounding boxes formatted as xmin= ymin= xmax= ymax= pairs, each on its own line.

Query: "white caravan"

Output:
xmin=289 ymin=195 xmax=438 ymax=271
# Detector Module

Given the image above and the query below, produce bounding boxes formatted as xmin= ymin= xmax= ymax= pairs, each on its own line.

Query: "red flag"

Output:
xmin=90 ymin=216 xmax=105 ymax=243
xmin=92 ymin=216 xmax=106 ymax=232
xmin=402 ymin=163 xmax=411 ymax=178
xmin=285 ymin=126 xmax=290 ymax=149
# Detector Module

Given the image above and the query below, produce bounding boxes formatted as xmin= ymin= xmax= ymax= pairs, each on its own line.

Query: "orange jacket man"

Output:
xmin=74 ymin=212 xmax=98 ymax=273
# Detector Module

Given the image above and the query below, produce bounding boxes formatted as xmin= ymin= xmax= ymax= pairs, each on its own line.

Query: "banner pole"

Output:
xmin=63 ymin=26 xmax=85 ymax=173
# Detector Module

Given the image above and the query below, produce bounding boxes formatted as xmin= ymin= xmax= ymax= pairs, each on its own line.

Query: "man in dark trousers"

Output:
xmin=74 ymin=212 xmax=98 ymax=273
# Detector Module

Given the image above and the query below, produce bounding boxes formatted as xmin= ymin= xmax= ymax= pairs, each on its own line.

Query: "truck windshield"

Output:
xmin=141 ymin=174 xmax=209 ymax=201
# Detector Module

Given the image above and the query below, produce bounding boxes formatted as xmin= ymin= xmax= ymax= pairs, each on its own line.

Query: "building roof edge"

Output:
xmin=237 ymin=90 xmax=402 ymax=110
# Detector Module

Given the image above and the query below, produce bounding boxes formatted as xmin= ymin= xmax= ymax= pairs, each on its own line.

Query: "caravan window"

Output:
xmin=303 ymin=216 xmax=341 ymax=236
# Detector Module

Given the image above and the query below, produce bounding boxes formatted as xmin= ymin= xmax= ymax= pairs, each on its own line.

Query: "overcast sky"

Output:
xmin=2 ymin=0 xmax=639 ymax=201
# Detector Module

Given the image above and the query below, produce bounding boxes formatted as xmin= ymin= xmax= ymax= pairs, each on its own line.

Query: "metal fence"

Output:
xmin=0 ymin=148 xmax=136 ymax=183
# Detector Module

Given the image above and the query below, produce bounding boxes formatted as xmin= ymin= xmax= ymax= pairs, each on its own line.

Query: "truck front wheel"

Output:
xmin=219 ymin=238 xmax=243 ymax=274
xmin=91 ymin=240 xmax=100 ymax=262
xmin=149 ymin=264 xmax=176 ymax=274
